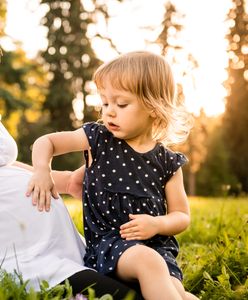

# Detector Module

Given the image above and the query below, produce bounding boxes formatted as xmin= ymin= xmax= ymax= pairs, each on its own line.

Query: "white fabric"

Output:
xmin=0 ymin=122 xmax=18 ymax=166
xmin=0 ymin=122 xmax=89 ymax=290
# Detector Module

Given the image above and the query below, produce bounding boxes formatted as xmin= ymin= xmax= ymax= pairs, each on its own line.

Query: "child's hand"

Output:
xmin=120 ymin=214 xmax=158 ymax=240
xmin=26 ymin=170 xmax=59 ymax=212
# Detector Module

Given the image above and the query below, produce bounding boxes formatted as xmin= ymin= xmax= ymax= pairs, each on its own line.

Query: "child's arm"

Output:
xmin=26 ymin=128 xmax=89 ymax=211
xmin=14 ymin=161 xmax=84 ymax=198
xmin=120 ymin=168 xmax=190 ymax=240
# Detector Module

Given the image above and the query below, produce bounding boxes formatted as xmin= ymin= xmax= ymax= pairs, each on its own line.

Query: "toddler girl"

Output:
xmin=28 ymin=51 xmax=198 ymax=300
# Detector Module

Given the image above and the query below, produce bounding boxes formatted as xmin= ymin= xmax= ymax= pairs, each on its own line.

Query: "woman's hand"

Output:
xmin=26 ymin=169 xmax=59 ymax=212
xmin=66 ymin=166 xmax=85 ymax=199
xmin=120 ymin=214 xmax=159 ymax=240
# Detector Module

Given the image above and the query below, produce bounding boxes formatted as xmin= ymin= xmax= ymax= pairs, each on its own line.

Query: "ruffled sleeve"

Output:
xmin=165 ymin=149 xmax=188 ymax=182
xmin=82 ymin=122 xmax=106 ymax=161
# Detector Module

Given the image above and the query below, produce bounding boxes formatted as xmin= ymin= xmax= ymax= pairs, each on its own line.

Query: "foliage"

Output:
xmin=177 ymin=198 xmax=248 ymax=299
xmin=195 ymin=117 xmax=238 ymax=196
xmin=223 ymin=0 xmax=248 ymax=192
xmin=68 ymin=197 xmax=248 ymax=299
xmin=0 ymin=49 xmax=31 ymax=118
xmin=1 ymin=198 xmax=247 ymax=298
xmin=0 ymin=269 xmax=135 ymax=300
xmin=40 ymin=0 xmax=102 ymax=133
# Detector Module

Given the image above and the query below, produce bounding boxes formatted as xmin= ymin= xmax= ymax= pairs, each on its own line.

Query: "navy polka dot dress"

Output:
xmin=82 ymin=122 xmax=187 ymax=281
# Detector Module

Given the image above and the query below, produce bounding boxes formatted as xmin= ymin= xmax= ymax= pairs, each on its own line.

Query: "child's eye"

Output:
xmin=117 ymin=104 xmax=128 ymax=108
xmin=102 ymin=103 xmax=108 ymax=107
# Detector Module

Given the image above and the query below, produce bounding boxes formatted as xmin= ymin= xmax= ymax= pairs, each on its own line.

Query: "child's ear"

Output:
xmin=150 ymin=110 xmax=156 ymax=118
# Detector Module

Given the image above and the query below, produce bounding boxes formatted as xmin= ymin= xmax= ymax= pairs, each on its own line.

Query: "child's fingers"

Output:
xmin=45 ymin=191 xmax=51 ymax=211
xmin=38 ymin=190 xmax=46 ymax=211
xmin=26 ymin=182 xmax=34 ymax=197
xmin=120 ymin=220 xmax=137 ymax=230
xmin=51 ymin=187 xmax=59 ymax=199
xmin=31 ymin=187 xmax=40 ymax=206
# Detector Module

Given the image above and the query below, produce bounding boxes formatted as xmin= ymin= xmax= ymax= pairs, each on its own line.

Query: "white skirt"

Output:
xmin=0 ymin=165 xmax=89 ymax=290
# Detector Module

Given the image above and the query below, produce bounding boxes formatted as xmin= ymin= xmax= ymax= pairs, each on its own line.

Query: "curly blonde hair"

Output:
xmin=93 ymin=51 xmax=192 ymax=146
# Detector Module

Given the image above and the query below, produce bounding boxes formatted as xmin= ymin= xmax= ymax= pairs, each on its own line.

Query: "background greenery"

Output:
xmin=0 ymin=197 xmax=247 ymax=299
xmin=1 ymin=0 xmax=248 ymax=196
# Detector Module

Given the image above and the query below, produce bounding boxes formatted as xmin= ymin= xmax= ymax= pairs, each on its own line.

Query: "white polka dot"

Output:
xmin=131 ymin=157 xmax=135 ymax=161
xmin=119 ymin=178 xmax=123 ymax=181
xmin=106 ymin=161 xmax=110 ymax=164
xmin=124 ymin=149 xmax=128 ymax=153
xmin=129 ymin=172 xmax=132 ymax=176
xmin=138 ymin=166 xmax=141 ymax=169
xmin=102 ymin=174 xmax=106 ymax=177
xmin=112 ymin=169 xmax=116 ymax=173
xmin=110 ymin=147 xmax=113 ymax=151
xmin=144 ymin=188 xmax=147 ymax=192
xmin=145 ymin=174 xmax=148 ymax=177
xmin=116 ymin=155 xmax=120 ymax=158
xmin=126 ymin=186 xmax=130 ymax=190
xmin=153 ymin=168 xmax=157 ymax=172
xmin=108 ymin=183 xmax=112 ymax=186
xmin=136 ymin=180 xmax=139 ymax=184
xmin=122 ymin=163 xmax=126 ymax=166
xmin=146 ymin=160 xmax=150 ymax=164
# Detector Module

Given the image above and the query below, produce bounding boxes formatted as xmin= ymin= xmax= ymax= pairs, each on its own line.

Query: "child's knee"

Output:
xmin=120 ymin=245 xmax=166 ymax=272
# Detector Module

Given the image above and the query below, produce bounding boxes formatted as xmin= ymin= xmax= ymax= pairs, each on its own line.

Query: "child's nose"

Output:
xmin=106 ymin=105 xmax=116 ymax=116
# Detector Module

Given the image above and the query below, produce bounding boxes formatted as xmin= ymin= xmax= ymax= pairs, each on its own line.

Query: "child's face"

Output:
xmin=99 ymin=80 xmax=154 ymax=142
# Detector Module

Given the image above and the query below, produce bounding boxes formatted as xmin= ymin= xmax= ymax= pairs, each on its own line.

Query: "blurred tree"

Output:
xmin=155 ymin=1 xmax=204 ymax=195
xmin=196 ymin=117 xmax=238 ymax=196
xmin=0 ymin=49 xmax=31 ymax=118
xmin=40 ymin=0 xmax=103 ymax=133
xmin=39 ymin=0 xmax=122 ymax=170
xmin=176 ymin=110 xmax=208 ymax=196
xmin=223 ymin=0 xmax=248 ymax=192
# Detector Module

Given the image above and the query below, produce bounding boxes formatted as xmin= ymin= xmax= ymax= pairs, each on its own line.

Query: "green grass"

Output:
xmin=66 ymin=197 xmax=248 ymax=299
xmin=1 ymin=197 xmax=247 ymax=299
xmin=177 ymin=197 xmax=248 ymax=299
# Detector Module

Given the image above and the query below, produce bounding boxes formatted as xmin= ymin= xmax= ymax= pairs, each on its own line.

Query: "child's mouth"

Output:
xmin=108 ymin=122 xmax=120 ymax=131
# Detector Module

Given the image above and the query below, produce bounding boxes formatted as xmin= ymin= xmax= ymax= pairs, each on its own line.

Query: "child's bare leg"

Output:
xmin=116 ymin=245 xmax=183 ymax=300
xmin=171 ymin=277 xmax=200 ymax=300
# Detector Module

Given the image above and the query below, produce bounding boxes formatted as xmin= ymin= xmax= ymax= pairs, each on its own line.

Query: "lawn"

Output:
xmin=65 ymin=197 xmax=248 ymax=299
xmin=0 ymin=197 xmax=247 ymax=299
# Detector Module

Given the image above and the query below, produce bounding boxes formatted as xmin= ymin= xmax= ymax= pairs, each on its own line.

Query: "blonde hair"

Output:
xmin=94 ymin=51 xmax=192 ymax=146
